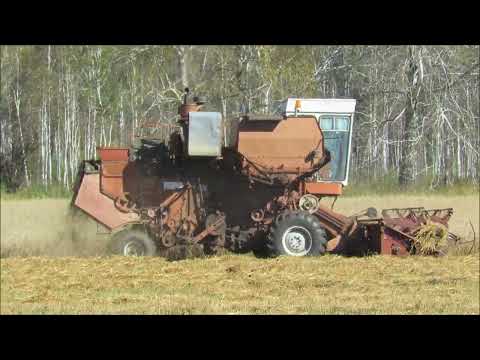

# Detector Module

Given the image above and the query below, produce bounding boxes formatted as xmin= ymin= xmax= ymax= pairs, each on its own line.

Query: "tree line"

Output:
xmin=0 ymin=45 xmax=478 ymax=192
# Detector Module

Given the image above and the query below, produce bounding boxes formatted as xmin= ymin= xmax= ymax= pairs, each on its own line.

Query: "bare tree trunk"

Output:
xmin=176 ymin=46 xmax=189 ymax=89
xmin=333 ymin=46 xmax=346 ymax=97
xmin=13 ymin=49 xmax=30 ymax=187
xmin=399 ymin=46 xmax=422 ymax=187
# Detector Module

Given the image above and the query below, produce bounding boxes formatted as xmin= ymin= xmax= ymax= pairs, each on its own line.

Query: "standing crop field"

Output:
xmin=1 ymin=194 xmax=479 ymax=314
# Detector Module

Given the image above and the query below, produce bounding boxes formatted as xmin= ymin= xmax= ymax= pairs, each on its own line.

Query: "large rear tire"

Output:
xmin=266 ymin=211 xmax=327 ymax=257
xmin=109 ymin=229 xmax=157 ymax=256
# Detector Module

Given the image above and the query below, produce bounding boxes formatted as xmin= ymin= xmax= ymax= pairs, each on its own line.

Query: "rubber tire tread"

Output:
xmin=265 ymin=210 xmax=327 ymax=257
xmin=109 ymin=229 xmax=157 ymax=256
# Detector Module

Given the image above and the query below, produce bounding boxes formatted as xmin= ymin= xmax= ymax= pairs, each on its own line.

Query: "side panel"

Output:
xmin=237 ymin=116 xmax=324 ymax=173
xmin=97 ymin=147 xmax=130 ymax=200
xmin=97 ymin=147 xmax=129 ymax=161
xmin=188 ymin=112 xmax=223 ymax=157
xmin=382 ymin=226 xmax=412 ymax=256
xmin=305 ymin=182 xmax=342 ymax=196
xmin=74 ymin=173 xmax=139 ymax=230
xmin=100 ymin=160 xmax=130 ymax=200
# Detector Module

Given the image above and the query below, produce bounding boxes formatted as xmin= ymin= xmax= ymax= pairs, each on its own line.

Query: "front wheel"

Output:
xmin=266 ymin=211 xmax=327 ymax=257
xmin=109 ymin=229 xmax=157 ymax=256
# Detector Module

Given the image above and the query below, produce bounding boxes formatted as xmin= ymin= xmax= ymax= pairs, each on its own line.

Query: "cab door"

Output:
xmin=317 ymin=115 xmax=352 ymax=183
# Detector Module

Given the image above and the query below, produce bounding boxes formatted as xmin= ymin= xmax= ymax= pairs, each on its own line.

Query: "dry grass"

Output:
xmin=1 ymin=193 xmax=479 ymax=314
xmin=1 ymin=254 xmax=478 ymax=314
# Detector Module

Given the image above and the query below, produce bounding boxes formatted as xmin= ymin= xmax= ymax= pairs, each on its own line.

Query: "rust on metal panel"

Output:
xmin=314 ymin=203 xmax=353 ymax=237
xmin=97 ymin=147 xmax=129 ymax=161
xmin=101 ymin=161 xmax=129 ymax=177
xmin=179 ymin=104 xmax=202 ymax=119
xmin=100 ymin=161 xmax=129 ymax=200
xmin=97 ymin=147 xmax=131 ymax=200
xmin=193 ymin=216 xmax=226 ymax=243
xmin=381 ymin=207 xmax=453 ymax=237
xmin=101 ymin=177 xmax=125 ymax=201
xmin=237 ymin=116 xmax=324 ymax=173
xmin=305 ymin=182 xmax=342 ymax=196
xmin=382 ymin=226 xmax=413 ymax=255
xmin=161 ymin=190 xmax=187 ymax=232
xmin=376 ymin=207 xmax=456 ymax=255
xmin=326 ymin=235 xmax=342 ymax=252
xmin=74 ymin=173 xmax=139 ymax=230
xmin=423 ymin=208 xmax=453 ymax=226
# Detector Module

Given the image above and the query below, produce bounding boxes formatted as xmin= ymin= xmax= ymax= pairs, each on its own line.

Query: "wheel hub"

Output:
xmin=286 ymin=232 xmax=306 ymax=250
xmin=282 ymin=226 xmax=313 ymax=256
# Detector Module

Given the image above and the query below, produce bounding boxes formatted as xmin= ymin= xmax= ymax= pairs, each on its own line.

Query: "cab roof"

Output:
xmin=278 ymin=98 xmax=357 ymax=114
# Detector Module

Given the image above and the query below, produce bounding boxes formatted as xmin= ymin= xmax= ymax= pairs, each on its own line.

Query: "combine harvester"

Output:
xmin=71 ymin=89 xmax=458 ymax=259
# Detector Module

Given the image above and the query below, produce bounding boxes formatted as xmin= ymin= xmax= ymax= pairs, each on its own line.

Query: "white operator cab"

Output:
xmin=275 ymin=98 xmax=356 ymax=186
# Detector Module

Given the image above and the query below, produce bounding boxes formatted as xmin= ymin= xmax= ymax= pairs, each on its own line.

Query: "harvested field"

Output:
xmin=1 ymin=254 xmax=478 ymax=314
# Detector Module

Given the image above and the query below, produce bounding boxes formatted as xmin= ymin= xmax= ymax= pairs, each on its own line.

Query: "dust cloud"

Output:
xmin=1 ymin=199 xmax=110 ymax=258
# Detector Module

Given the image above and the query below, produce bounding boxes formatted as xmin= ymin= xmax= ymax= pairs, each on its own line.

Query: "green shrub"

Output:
xmin=0 ymin=183 xmax=72 ymax=200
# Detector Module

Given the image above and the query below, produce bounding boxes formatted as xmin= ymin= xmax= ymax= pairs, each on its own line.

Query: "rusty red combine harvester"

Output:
xmin=71 ymin=89 xmax=458 ymax=259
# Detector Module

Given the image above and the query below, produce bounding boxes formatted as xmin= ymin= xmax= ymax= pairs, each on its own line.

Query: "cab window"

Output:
xmin=318 ymin=115 xmax=351 ymax=182
xmin=320 ymin=117 xmax=334 ymax=130
xmin=335 ymin=116 xmax=350 ymax=131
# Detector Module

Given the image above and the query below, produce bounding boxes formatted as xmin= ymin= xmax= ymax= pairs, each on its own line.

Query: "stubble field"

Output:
xmin=1 ymin=194 xmax=479 ymax=314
